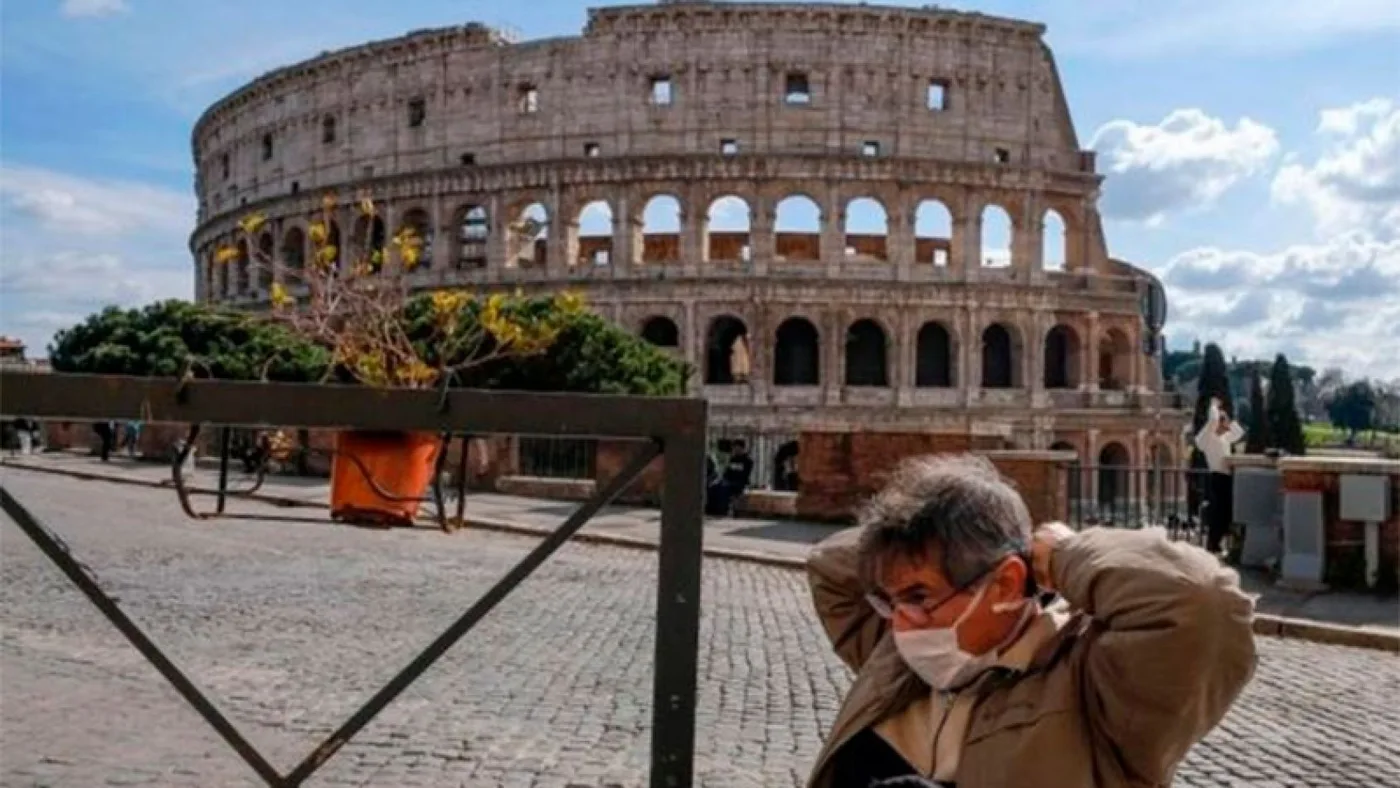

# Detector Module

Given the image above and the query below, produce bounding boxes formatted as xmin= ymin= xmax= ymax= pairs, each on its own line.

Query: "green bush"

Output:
xmin=48 ymin=296 xmax=691 ymax=397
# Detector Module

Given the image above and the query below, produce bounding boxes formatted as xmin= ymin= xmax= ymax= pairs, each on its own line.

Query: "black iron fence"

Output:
xmin=1064 ymin=463 xmax=1213 ymax=545
xmin=516 ymin=436 xmax=597 ymax=479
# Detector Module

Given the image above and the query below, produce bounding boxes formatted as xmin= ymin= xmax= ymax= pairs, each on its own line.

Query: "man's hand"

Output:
xmin=1031 ymin=522 xmax=1076 ymax=592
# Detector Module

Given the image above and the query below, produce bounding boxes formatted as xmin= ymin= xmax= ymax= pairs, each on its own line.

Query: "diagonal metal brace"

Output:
xmin=280 ymin=438 xmax=663 ymax=785
xmin=0 ymin=485 xmax=284 ymax=786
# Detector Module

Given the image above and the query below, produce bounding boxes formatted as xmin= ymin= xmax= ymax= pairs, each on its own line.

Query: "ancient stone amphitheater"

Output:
xmin=190 ymin=0 xmax=1188 ymax=493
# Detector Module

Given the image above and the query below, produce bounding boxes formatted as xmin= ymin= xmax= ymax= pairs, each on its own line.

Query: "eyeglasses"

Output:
xmin=866 ymin=553 xmax=1015 ymax=626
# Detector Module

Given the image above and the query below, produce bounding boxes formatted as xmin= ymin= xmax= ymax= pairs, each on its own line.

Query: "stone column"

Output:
xmin=430 ymin=192 xmax=449 ymax=275
xmin=1083 ymin=311 xmax=1101 ymax=393
xmin=959 ymin=209 xmax=982 ymax=283
xmin=897 ymin=308 xmax=914 ymax=404
xmin=485 ymin=195 xmax=506 ymax=276
xmin=821 ymin=187 xmax=844 ymax=277
xmin=679 ymin=191 xmax=705 ymax=266
xmin=963 ymin=305 xmax=979 ymax=407
xmin=1019 ymin=192 xmax=1044 ymax=281
xmin=611 ymin=194 xmax=634 ymax=276
xmin=684 ymin=301 xmax=700 ymax=395
xmin=1028 ymin=311 xmax=1048 ymax=405
xmin=825 ymin=309 xmax=845 ymax=405
xmin=1086 ymin=428 xmax=1101 ymax=504
xmin=378 ymin=202 xmax=398 ymax=275
xmin=888 ymin=203 xmax=914 ymax=279
xmin=749 ymin=202 xmax=775 ymax=274
xmin=546 ymin=186 xmax=568 ymax=276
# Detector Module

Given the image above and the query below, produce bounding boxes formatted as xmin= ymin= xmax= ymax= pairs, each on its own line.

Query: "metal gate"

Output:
xmin=0 ymin=370 xmax=708 ymax=787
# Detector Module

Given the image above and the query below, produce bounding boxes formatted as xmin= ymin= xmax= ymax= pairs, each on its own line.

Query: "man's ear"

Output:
xmin=995 ymin=554 xmax=1030 ymax=601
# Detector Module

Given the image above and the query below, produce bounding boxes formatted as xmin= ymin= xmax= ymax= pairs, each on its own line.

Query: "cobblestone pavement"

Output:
xmin=2 ymin=471 xmax=1397 ymax=788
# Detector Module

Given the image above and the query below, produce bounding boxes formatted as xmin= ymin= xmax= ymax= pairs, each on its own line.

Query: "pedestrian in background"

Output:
xmin=1194 ymin=397 xmax=1245 ymax=556
xmin=804 ymin=454 xmax=1255 ymax=788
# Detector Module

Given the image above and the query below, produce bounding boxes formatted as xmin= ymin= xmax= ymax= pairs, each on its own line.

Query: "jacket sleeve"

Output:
xmin=1052 ymin=527 xmax=1257 ymax=783
xmin=806 ymin=526 xmax=887 ymax=673
xmin=1225 ymin=421 xmax=1246 ymax=445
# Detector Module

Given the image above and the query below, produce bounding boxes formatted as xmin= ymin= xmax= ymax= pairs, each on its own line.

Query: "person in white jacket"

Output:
xmin=1194 ymin=397 xmax=1245 ymax=554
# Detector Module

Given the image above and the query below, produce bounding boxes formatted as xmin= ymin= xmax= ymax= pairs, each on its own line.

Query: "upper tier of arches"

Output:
xmin=192 ymin=2 xmax=1093 ymax=219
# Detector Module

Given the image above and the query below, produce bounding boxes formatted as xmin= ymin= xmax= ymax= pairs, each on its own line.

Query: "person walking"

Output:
xmin=1194 ymin=397 xmax=1245 ymax=555
xmin=92 ymin=421 xmax=116 ymax=463
xmin=804 ymin=454 xmax=1255 ymax=788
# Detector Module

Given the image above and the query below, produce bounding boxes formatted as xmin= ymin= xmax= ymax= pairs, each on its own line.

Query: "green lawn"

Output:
xmin=1303 ymin=421 xmax=1400 ymax=452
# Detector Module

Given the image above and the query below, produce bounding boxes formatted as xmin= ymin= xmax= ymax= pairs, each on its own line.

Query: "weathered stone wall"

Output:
xmin=186 ymin=0 xmax=1188 ymax=472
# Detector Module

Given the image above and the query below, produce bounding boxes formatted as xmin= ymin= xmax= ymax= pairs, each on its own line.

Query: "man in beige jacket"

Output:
xmin=805 ymin=454 xmax=1257 ymax=787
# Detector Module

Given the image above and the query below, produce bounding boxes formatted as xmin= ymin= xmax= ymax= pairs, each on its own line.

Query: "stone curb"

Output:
xmin=6 ymin=459 xmax=1397 ymax=653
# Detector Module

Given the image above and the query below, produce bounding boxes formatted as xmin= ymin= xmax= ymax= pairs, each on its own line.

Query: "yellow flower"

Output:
xmin=555 ymin=290 xmax=585 ymax=313
xmin=308 ymin=221 xmax=329 ymax=246
xmin=401 ymin=245 xmax=422 ymax=269
xmin=237 ymin=213 xmax=267 ymax=235
xmin=357 ymin=192 xmax=376 ymax=217
xmin=315 ymin=245 xmax=339 ymax=267
xmin=214 ymin=245 xmax=241 ymax=265
xmin=270 ymin=282 xmax=292 ymax=309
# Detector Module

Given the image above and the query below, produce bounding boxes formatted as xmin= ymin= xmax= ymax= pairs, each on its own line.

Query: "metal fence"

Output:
xmin=516 ymin=436 xmax=597 ymax=479
xmin=704 ymin=428 xmax=800 ymax=490
xmin=1064 ymin=463 xmax=1212 ymax=544
xmin=0 ymin=371 xmax=707 ymax=788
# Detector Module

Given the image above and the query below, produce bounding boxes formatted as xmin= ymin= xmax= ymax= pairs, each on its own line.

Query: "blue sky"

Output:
xmin=2 ymin=0 xmax=1397 ymax=379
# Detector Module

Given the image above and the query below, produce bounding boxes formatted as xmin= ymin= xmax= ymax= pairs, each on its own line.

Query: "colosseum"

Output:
xmin=189 ymin=0 xmax=1189 ymax=507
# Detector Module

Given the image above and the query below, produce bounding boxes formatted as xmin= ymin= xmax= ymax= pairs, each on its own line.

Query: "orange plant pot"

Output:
xmin=329 ymin=430 xmax=442 ymax=527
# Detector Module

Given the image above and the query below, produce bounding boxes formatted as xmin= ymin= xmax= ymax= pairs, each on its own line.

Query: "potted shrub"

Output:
xmin=217 ymin=191 xmax=579 ymax=526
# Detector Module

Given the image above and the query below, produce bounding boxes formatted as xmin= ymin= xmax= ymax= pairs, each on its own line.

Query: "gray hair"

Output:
xmin=856 ymin=454 xmax=1033 ymax=590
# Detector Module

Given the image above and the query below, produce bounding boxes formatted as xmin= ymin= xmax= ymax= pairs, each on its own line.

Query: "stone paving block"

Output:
xmin=1 ymin=472 xmax=1398 ymax=787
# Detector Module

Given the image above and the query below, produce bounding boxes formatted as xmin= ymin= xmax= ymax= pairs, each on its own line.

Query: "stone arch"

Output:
xmin=772 ymin=439 xmax=800 ymax=491
xmin=351 ymin=214 xmax=387 ymax=269
xmin=980 ymin=322 xmax=1021 ymax=389
xmin=576 ymin=200 xmax=613 ymax=266
xmin=705 ymin=195 xmax=752 ymax=262
xmin=773 ymin=317 xmax=820 ymax=386
xmin=915 ymin=320 xmax=954 ymax=387
xmin=203 ymin=251 xmax=217 ymax=301
xmin=1042 ymin=324 xmax=1081 ymax=389
xmin=233 ymin=239 xmax=249 ymax=294
xmin=1042 ymin=209 xmax=1067 ymax=271
xmin=980 ymin=203 xmax=1013 ymax=268
xmin=281 ymin=225 xmax=306 ymax=276
xmin=1146 ymin=441 xmax=1179 ymax=516
xmin=398 ymin=208 xmax=433 ymax=269
xmin=1097 ymin=441 xmax=1132 ymax=510
xmin=1099 ymin=327 xmax=1133 ymax=390
xmin=256 ymin=232 xmax=274 ymax=290
xmin=454 ymin=204 xmax=489 ymax=270
xmin=641 ymin=194 xmax=681 ymax=264
xmin=845 ymin=318 xmax=889 ymax=387
xmin=844 ymin=197 xmax=888 ymax=261
xmin=507 ymin=201 xmax=549 ymax=268
xmin=914 ymin=199 xmax=953 ymax=266
xmin=326 ymin=220 xmax=342 ymax=270
xmin=774 ymin=195 xmax=821 ymax=261
xmin=705 ymin=315 xmax=750 ymax=385
xmin=640 ymin=315 xmax=680 ymax=348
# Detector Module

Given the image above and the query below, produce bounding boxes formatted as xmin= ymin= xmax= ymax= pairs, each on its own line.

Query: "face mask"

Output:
xmin=893 ymin=584 xmax=1030 ymax=691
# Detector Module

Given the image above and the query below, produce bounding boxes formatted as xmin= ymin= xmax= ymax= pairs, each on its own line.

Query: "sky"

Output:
xmin=1 ymin=0 xmax=1397 ymax=379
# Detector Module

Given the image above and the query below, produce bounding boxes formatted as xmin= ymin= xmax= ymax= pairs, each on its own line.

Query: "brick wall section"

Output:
xmin=594 ymin=439 xmax=666 ymax=506
xmin=796 ymin=431 xmax=985 ymax=521
xmin=1282 ymin=469 xmax=1400 ymax=587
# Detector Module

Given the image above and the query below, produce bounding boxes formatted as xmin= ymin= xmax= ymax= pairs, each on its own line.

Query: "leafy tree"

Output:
xmin=50 ymin=296 xmax=689 ymax=397
xmin=1327 ymin=380 xmax=1377 ymax=442
xmin=49 ymin=300 xmax=330 ymax=381
xmin=1267 ymin=354 xmax=1306 ymax=455
xmin=1245 ymin=370 xmax=1270 ymax=453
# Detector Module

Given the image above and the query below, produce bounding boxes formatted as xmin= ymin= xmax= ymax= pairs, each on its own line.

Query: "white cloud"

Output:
xmin=1052 ymin=0 xmax=1400 ymax=59
xmin=705 ymin=196 xmax=752 ymax=231
xmin=1160 ymin=233 xmax=1400 ymax=378
xmin=60 ymin=0 xmax=129 ymax=19
xmin=0 ymin=164 xmax=193 ymax=237
xmin=0 ymin=164 xmax=193 ymax=357
xmin=1271 ymin=97 xmax=1400 ymax=240
xmin=1091 ymin=109 xmax=1279 ymax=225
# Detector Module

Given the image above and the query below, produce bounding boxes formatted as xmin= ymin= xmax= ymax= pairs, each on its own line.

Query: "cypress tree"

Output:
xmin=1245 ymin=370 xmax=1270 ymax=453
xmin=1267 ymin=354 xmax=1306 ymax=455
xmin=1191 ymin=342 xmax=1234 ymax=434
